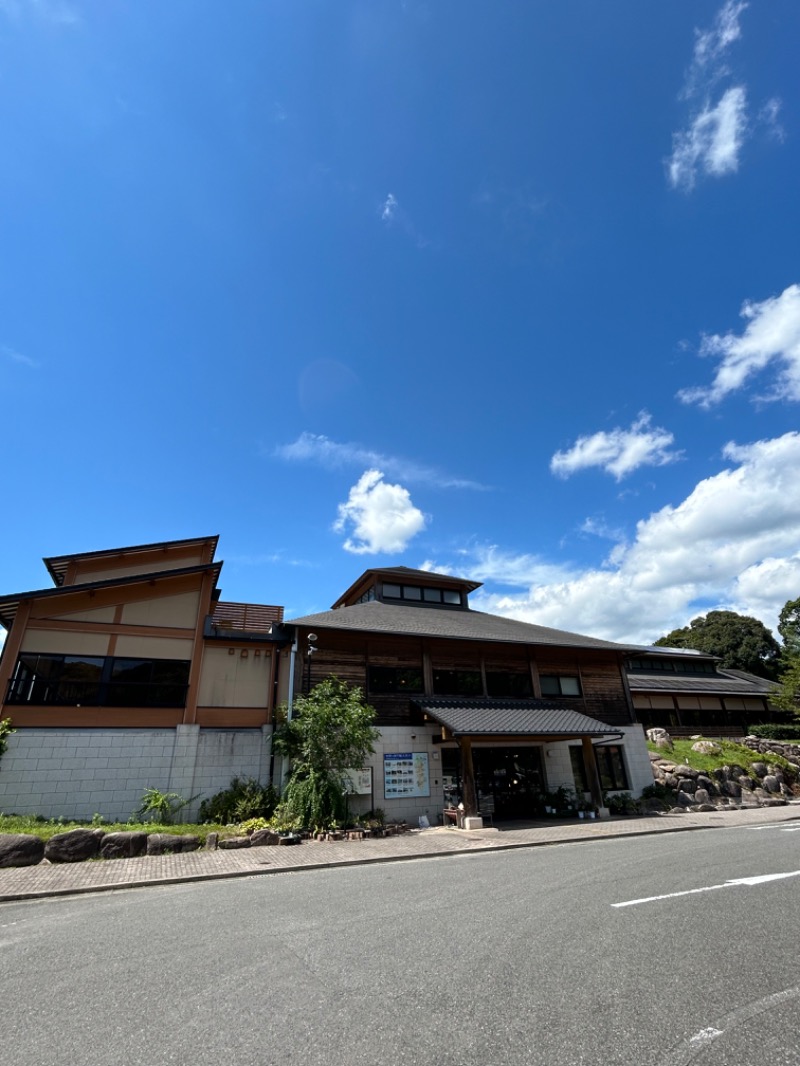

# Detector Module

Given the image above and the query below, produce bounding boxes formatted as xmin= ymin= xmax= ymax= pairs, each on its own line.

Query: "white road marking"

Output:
xmin=666 ymin=985 xmax=800 ymax=1065
xmin=612 ymin=869 xmax=800 ymax=908
xmin=688 ymin=1027 xmax=722 ymax=1046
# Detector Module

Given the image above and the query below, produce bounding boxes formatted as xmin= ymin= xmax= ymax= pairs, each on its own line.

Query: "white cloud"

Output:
xmin=685 ymin=0 xmax=747 ymax=94
xmin=380 ymin=193 xmax=398 ymax=223
xmin=333 ymin=469 xmax=426 ymax=555
xmin=1 ymin=344 xmax=38 ymax=368
xmin=550 ymin=413 xmax=679 ymax=481
xmin=679 ymin=284 xmax=800 ymax=406
xmin=433 ymin=432 xmax=800 ymax=644
xmin=668 ymin=85 xmax=748 ymax=190
xmin=274 ymin=432 xmax=487 ymax=490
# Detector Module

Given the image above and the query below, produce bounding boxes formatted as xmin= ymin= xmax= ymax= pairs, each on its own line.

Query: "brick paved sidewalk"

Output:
xmin=2 ymin=804 xmax=799 ymax=903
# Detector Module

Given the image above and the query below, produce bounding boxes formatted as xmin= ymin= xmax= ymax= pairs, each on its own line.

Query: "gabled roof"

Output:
xmin=286 ymin=600 xmax=633 ymax=651
xmin=0 ymin=563 xmax=222 ymax=631
xmin=44 ymin=535 xmax=219 ymax=587
xmin=332 ymin=566 xmax=481 ymax=609
xmin=413 ymin=697 xmax=620 ymax=738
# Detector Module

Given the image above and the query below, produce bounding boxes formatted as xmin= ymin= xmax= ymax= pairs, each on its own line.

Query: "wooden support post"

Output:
xmin=581 ymin=736 xmax=604 ymax=813
xmin=459 ymin=736 xmax=477 ymax=816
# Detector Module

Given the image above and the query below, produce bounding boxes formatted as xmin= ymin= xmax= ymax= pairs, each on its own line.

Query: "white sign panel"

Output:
xmin=343 ymin=768 xmax=373 ymax=796
xmin=384 ymin=752 xmax=430 ymax=799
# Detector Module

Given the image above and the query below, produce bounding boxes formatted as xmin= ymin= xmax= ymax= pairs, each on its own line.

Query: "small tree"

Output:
xmin=273 ymin=677 xmax=378 ymax=830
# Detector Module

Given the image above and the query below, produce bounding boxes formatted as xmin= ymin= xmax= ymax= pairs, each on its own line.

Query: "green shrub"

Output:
xmin=135 ymin=788 xmax=200 ymax=825
xmin=198 ymin=777 xmax=278 ymax=824
xmin=749 ymin=724 xmax=800 ymax=741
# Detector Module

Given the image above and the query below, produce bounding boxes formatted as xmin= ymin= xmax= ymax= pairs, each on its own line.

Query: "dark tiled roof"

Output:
xmin=286 ymin=601 xmax=633 ymax=651
xmin=627 ymin=671 xmax=775 ymax=696
xmin=413 ymin=697 xmax=619 ymax=737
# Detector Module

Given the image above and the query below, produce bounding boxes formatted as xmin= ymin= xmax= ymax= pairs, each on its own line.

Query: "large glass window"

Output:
xmin=433 ymin=669 xmax=483 ymax=696
xmin=8 ymin=654 xmax=190 ymax=708
xmin=540 ymin=675 xmax=582 ymax=697
xmin=367 ymin=666 xmax=424 ymax=695
xmin=486 ymin=671 xmax=533 ymax=697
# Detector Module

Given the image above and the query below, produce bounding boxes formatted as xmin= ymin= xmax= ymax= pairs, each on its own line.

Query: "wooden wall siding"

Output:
xmin=307 ymin=653 xmax=367 ymax=690
xmin=369 ymin=696 xmax=416 ymax=727
xmin=7 ymin=707 xmax=185 ymax=728
xmin=581 ymin=695 xmax=633 ymax=726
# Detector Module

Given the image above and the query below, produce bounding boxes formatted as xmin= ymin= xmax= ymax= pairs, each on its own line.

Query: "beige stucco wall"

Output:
xmin=121 ymin=591 xmax=201 ymax=628
xmin=20 ymin=630 xmax=110 ymax=656
xmin=45 ymin=605 xmax=118 ymax=624
xmin=198 ymin=646 xmax=272 ymax=708
xmin=114 ymin=636 xmax=194 ymax=659
xmin=74 ymin=551 xmax=207 ymax=584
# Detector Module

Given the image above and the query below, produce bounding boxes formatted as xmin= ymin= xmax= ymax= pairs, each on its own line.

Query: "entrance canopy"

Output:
xmin=412 ymin=697 xmax=621 ymax=740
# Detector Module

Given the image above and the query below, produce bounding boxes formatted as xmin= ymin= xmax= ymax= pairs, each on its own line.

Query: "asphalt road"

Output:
xmin=2 ymin=822 xmax=800 ymax=1066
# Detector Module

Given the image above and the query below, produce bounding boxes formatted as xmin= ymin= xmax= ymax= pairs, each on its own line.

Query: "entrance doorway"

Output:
xmin=442 ymin=746 xmax=545 ymax=820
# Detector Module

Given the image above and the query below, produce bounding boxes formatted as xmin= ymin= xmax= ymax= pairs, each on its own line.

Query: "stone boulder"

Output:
xmin=762 ymin=775 xmax=781 ymax=794
xmin=676 ymin=791 xmax=695 ymax=807
xmin=674 ymin=765 xmax=698 ymax=778
xmin=100 ymin=832 xmax=148 ymax=859
xmin=146 ymin=834 xmax=200 ymax=855
xmin=751 ymin=762 xmax=768 ymax=778
xmin=694 ymin=788 xmax=711 ymax=805
xmin=692 ymin=741 xmax=722 ymax=754
xmin=249 ymin=829 xmax=281 ymax=847
xmin=44 ymin=828 xmax=105 ymax=864
xmin=0 ymin=833 xmax=45 ymax=868
xmin=218 ymin=836 xmax=251 ymax=849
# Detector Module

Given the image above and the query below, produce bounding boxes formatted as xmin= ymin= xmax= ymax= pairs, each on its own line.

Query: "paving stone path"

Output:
xmin=2 ymin=805 xmax=799 ymax=903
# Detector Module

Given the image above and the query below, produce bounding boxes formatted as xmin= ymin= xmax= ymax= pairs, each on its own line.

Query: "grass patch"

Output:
xmin=647 ymin=738 xmax=798 ymax=780
xmin=0 ymin=814 xmax=227 ymax=843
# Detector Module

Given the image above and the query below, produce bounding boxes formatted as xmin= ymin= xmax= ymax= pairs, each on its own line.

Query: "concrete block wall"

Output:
xmin=349 ymin=725 xmax=443 ymax=827
xmin=0 ymin=727 xmax=270 ymax=822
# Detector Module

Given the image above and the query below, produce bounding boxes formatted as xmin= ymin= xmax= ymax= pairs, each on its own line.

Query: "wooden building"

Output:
xmin=278 ymin=566 xmax=654 ymax=824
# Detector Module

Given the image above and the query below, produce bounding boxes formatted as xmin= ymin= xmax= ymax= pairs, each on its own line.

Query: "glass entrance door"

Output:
xmin=441 ymin=746 xmax=545 ymax=820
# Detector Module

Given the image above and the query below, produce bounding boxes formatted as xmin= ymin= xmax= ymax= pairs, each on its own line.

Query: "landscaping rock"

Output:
xmin=674 ymin=765 xmax=698 ymax=778
xmin=751 ymin=762 xmax=768 ymax=778
xmin=694 ymin=789 xmax=711 ymax=805
xmin=676 ymin=791 xmax=695 ymax=807
xmin=44 ymin=828 xmax=104 ymax=864
xmin=0 ymin=833 xmax=45 ymax=868
xmin=205 ymin=833 xmax=219 ymax=850
xmin=146 ymin=834 xmax=200 ymax=855
xmin=762 ymin=775 xmax=781 ymax=794
xmin=100 ymin=832 xmax=148 ymax=859
xmin=218 ymin=836 xmax=251 ymax=849
xmin=249 ymin=829 xmax=281 ymax=846
xmin=278 ymin=833 xmax=302 ymax=845
xmin=692 ymin=741 xmax=722 ymax=754
xmin=696 ymin=803 xmax=717 ymax=812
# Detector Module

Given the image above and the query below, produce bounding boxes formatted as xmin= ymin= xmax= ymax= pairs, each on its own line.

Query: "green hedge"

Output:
xmin=749 ymin=723 xmax=800 ymax=741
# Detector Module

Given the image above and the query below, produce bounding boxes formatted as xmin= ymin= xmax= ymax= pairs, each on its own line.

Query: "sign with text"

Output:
xmin=343 ymin=768 xmax=373 ymax=796
xmin=384 ymin=752 xmax=430 ymax=799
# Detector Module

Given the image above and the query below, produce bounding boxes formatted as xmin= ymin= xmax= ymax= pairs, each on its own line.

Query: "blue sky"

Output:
xmin=2 ymin=0 xmax=799 ymax=645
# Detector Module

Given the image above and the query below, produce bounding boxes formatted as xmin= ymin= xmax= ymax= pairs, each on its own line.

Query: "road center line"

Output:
xmin=612 ymin=869 xmax=800 ymax=908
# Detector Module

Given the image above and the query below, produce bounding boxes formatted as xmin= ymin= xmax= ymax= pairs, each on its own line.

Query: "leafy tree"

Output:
xmin=653 ymin=610 xmax=781 ymax=679
xmin=272 ymin=676 xmax=378 ymax=830
xmin=771 ymin=657 xmax=800 ymax=716
xmin=777 ymin=597 xmax=800 ymax=659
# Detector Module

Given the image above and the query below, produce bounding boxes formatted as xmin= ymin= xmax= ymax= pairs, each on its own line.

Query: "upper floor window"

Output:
xmin=540 ymin=674 xmax=582 ymax=697
xmin=627 ymin=656 xmax=716 ymax=675
xmin=7 ymin=653 xmax=190 ymax=708
xmin=381 ymin=583 xmax=462 ymax=607
xmin=486 ymin=671 xmax=533 ymax=697
xmin=432 ymin=669 xmax=482 ymax=696
xmin=368 ymin=666 xmax=424 ymax=695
